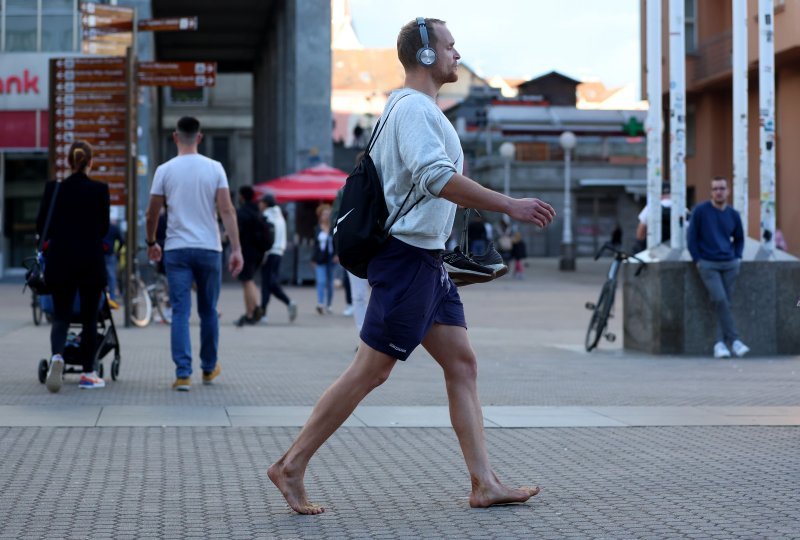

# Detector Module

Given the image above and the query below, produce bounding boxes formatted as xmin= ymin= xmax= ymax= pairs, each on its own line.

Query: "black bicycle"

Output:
xmin=585 ymin=242 xmax=646 ymax=352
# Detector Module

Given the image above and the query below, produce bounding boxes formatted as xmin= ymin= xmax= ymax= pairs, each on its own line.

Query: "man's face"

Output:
xmin=710 ymin=179 xmax=728 ymax=205
xmin=431 ymin=23 xmax=460 ymax=84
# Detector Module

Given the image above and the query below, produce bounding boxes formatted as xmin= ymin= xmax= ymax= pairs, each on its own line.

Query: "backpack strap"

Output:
xmin=366 ymin=93 xmax=411 ymax=155
xmin=38 ymin=181 xmax=61 ymax=251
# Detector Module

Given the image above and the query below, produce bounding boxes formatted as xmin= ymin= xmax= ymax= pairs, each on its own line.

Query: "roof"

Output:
xmin=332 ymin=49 xmax=404 ymax=92
xmin=519 ymin=70 xmax=582 ymax=87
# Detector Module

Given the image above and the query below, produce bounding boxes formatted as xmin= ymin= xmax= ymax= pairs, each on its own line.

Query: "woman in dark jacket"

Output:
xmin=37 ymin=140 xmax=110 ymax=392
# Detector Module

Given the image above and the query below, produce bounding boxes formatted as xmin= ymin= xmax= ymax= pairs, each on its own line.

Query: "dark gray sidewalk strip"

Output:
xmin=226 ymin=406 xmax=366 ymax=427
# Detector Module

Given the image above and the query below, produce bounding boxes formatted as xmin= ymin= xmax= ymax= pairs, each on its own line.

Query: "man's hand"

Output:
xmin=508 ymin=198 xmax=556 ymax=229
xmin=148 ymin=244 xmax=163 ymax=262
xmin=228 ymin=248 xmax=244 ymax=278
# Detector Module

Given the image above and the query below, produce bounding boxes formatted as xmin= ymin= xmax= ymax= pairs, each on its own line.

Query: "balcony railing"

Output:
xmin=692 ymin=29 xmax=732 ymax=84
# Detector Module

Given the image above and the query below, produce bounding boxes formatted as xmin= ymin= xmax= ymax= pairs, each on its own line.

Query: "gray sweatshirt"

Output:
xmin=371 ymin=88 xmax=464 ymax=250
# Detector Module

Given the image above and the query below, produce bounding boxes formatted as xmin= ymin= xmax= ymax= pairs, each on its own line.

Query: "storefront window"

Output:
xmin=6 ymin=0 xmax=38 ymax=52
xmin=4 ymin=154 xmax=48 ymax=268
xmin=42 ymin=0 xmax=75 ymax=52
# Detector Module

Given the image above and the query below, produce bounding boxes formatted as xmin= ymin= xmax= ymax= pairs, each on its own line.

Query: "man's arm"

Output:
xmin=145 ymin=194 xmax=165 ymax=262
xmin=216 ymin=188 xmax=243 ymax=277
xmin=438 ymin=173 xmax=555 ymax=228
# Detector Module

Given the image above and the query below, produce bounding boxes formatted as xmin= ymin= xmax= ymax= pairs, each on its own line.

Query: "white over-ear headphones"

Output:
xmin=415 ymin=17 xmax=436 ymax=66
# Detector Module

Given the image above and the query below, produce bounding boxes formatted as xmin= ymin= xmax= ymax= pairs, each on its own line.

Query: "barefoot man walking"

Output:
xmin=269 ymin=17 xmax=556 ymax=514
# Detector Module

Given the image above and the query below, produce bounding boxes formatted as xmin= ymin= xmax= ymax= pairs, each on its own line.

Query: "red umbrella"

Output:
xmin=254 ymin=163 xmax=348 ymax=203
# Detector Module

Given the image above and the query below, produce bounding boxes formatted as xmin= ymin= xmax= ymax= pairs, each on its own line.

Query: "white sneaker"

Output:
xmin=45 ymin=354 xmax=64 ymax=393
xmin=731 ymin=340 xmax=750 ymax=357
xmin=342 ymin=304 xmax=354 ymax=316
xmin=713 ymin=342 xmax=731 ymax=359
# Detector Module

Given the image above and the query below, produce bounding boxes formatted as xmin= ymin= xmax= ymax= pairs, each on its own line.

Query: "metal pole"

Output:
xmin=732 ymin=0 xmax=749 ymax=232
xmin=503 ymin=157 xmax=510 ymax=197
xmin=668 ymin=0 xmax=687 ymax=251
xmin=646 ymin=0 xmax=663 ymax=250
xmin=758 ymin=0 xmax=776 ymax=252
xmin=559 ymin=147 xmax=575 ymax=271
xmin=563 ymin=148 xmax=572 ymax=246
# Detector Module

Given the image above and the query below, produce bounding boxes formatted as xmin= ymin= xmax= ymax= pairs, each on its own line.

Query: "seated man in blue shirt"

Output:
xmin=687 ymin=176 xmax=749 ymax=358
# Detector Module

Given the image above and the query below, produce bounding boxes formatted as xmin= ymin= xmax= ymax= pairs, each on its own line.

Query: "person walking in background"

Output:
xmin=102 ymin=214 xmax=124 ymax=309
xmin=510 ymin=223 xmax=527 ymax=279
xmin=145 ymin=116 xmax=243 ymax=391
xmin=38 ymin=141 xmax=110 ymax=392
xmin=311 ymin=203 xmax=335 ymax=314
xmin=331 ymin=185 xmax=370 ymax=338
xmin=633 ymin=182 xmax=675 ymax=253
xmin=268 ymin=17 xmax=555 ymax=514
xmin=687 ymin=176 xmax=749 ymax=359
xmin=258 ymin=193 xmax=297 ymax=324
xmin=234 ymin=185 xmax=266 ymax=327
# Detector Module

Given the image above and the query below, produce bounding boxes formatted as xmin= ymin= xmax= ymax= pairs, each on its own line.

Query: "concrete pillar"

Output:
xmin=254 ymin=0 xmax=331 ymax=181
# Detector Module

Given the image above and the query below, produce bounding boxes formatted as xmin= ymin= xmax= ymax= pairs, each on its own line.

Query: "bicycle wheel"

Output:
xmin=128 ymin=276 xmax=152 ymax=327
xmin=152 ymin=275 xmax=172 ymax=325
xmin=31 ymin=292 xmax=43 ymax=326
xmin=585 ymin=281 xmax=614 ymax=352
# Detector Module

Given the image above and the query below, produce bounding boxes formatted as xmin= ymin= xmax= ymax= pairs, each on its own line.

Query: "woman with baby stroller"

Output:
xmin=36 ymin=140 xmax=110 ymax=392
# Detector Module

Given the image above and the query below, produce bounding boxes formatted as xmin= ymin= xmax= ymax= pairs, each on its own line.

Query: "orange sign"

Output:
xmin=137 ymin=61 xmax=217 ymax=88
xmin=138 ymin=17 xmax=198 ymax=32
xmin=80 ymin=2 xmax=134 ymax=57
xmin=49 ymin=53 xmax=134 ymax=206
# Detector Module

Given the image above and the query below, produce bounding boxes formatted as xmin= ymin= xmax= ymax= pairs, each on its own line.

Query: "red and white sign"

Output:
xmin=0 ymin=53 xmax=80 ymax=110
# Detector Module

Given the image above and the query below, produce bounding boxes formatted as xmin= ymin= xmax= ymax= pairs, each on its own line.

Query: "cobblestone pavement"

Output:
xmin=1 ymin=259 xmax=799 ymax=538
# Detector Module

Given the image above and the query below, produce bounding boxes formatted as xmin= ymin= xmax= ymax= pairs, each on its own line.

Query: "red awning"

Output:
xmin=254 ymin=163 xmax=348 ymax=203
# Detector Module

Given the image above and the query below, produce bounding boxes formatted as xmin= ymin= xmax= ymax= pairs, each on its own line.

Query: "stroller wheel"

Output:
xmin=38 ymin=359 xmax=48 ymax=384
xmin=98 ymin=363 xmax=104 ymax=378
xmin=111 ymin=358 xmax=120 ymax=381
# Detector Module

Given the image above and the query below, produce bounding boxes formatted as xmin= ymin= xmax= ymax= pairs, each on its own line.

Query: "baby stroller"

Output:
xmin=36 ymin=292 xmax=121 ymax=383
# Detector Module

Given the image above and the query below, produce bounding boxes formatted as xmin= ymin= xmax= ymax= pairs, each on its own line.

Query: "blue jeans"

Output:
xmin=164 ymin=249 xmax=221 ymax=378
xmin=696 ymin=259 xmax=741 ymax=344
xmin=105 ymin=255 xmax=118 ymax=300
xmin=315 ymin=262 xmax=334 ymax=307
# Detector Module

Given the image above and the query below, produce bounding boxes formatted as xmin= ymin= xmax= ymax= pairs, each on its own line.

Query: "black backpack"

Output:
xmin=254 ymin=213 xmax=275 ymax=256
xmin=333 ymin=95 xmax=420 ymax=279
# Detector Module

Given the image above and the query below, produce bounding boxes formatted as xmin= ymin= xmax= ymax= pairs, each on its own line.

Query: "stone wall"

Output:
xmin=623 ymin=260 xmax=800 ymax=356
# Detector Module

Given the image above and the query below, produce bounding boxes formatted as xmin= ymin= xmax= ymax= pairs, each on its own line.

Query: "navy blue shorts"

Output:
xmin=360 ymin=237 xmax=466 ymax=361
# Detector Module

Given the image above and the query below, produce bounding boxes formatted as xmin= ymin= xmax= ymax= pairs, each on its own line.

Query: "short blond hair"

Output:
xmin=396 ymin=18 xmax=446 ymax=69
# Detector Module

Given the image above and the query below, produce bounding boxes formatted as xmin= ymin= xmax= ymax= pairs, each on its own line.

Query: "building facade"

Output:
xmin=0 ymin=0 xmax=102 ymax=276
xmin=641 ymin=0 xmax=800 ymax=255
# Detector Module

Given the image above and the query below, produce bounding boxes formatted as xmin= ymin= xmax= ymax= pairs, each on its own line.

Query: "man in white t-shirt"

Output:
xmin=144 ymin=116 xmax=243 ymax=391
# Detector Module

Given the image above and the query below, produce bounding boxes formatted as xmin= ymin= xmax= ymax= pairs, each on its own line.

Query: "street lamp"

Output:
xmin=499 ymin=141 xmax=515 ymax=196
xmin=559 ymin=131 xmax=577 ymax=271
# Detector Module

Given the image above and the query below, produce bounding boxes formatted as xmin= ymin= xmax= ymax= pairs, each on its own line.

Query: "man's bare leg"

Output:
xmin=268 ymin=342 xmax=396 ymax=514
xmin=422 ymin=324 xmax=540 ymax=507
xmin=242 ymin=280 xmax=259 ymax=317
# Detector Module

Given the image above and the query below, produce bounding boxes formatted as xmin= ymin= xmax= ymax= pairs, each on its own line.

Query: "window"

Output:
xmin=42 ymin=0 xmax=75 ymax=52
xmin=684 ymin=0 xmax=697 ymax=53
xmin=165 ymin=87 xmax=208 ymax=106
xmin=6 ymin=0 xmax=37 ymax=52
xmin=686 ymin=103 xmax=696 ymax=157
xmin=211 ymin=136 xmax=230 ymax=176
xmin=5 ymin=154 xmax=48 ymax=182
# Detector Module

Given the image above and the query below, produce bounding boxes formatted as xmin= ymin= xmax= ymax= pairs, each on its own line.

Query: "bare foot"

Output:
xmin=469 ymin=483 xmax=540 ymax=508
xmin=267 ymin=461 xmax=325 ymax=515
